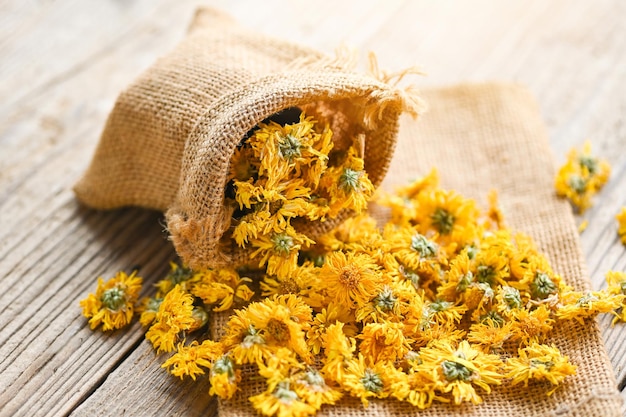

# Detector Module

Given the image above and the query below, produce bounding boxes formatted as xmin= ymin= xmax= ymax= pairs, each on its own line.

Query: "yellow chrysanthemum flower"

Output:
xmin=554 ymin=141 xmax=611 ymax=213
xmin=390 ymin=362 xmax=445 ymax=409
xmin=155 ymin=262 xmax=198 ymax=297
xmin=556 ymin=290 xmax=624 ymax=324
xmin=340 ymin=354 xmax=395 ymax=406
xmin=507 ymin=305 xmax=554 ymax=346
xmin=249 ymin=113 xmax=332 ymax=189
xmin=190 ymin=267 xmax=254 ymax=312
xmin=605 ymin=270 xmax=626 ymax=296
xmin=377 ymin=168 xmax=440 ymax=227
xmin=257 ymin=347 xmax=305 ymax=389
xmin=317 ymin=213 xmax=382 ymax=254
xmin=321 ymin=323 xmax=356 ymax=384
xmin=508 ymin=232 xmax=541 ymax=280
xmin=384 ymin=227 xmax=444 ymax=298
xmin=79 ymin=270 xmax=142 ymax=331
xmin=222 ymin=309 xmax=273 ymax=366
xmin=209 ymin=355 xmax=240 ymax=399
xmin=138 ymin=296 xmax=162 ymax=327
xmin=413 ymin=187 xmax=481 ymax=250
xmin=473 ymin=235 xmax=512 ymax=288
xmin=235 ymin=179 xmax=318 ymax=235
xmin=260 ymin=262 xmax=320 ymax=303
xmin=437 ymin=249 xmax=474 ymax=302
xmin=320 ymin=251 xmax=384 ymax=309
xmin=249 ymin=379 xmax=318 ymax=417
xmin=358 ymin=321 xmax=411 ymax=365
xmin=306 ymin=304 xmax=356 ymax=355
xmin=161 ymin=340 xmax=223 ymax=380
xmin=494 ymin=285 xmax=523 ymax=313
xmin=599 ymin=271 xmax=626 ymax=325
xmin=355 ymin=281 xmax=416 ymax=324
xmin=506 ymin=343 xmax=577 ymax=395
xmin=145 ymin=285 xmax=198 ymax=353
xmin=617 ymin=207 xmax=626 ymax=245
xmin=243 ymin=295 xmax=313 ymax=363
xmin=515 ymin=256 xmax=562 ymax=303
xmin=321 ymin=146 xmax=375 ymax=216
xmin=228 ymin=145 xmax=258 ymax=183
xmin=250 ymin=226 xmax=315 ymax=278
xmin=419 ymin=340 xmax=504 ymax=405
xmin=467 ymin=316 xmax=514 ymax=352
xmin=293 ymin=367 xmax=343 ymax=410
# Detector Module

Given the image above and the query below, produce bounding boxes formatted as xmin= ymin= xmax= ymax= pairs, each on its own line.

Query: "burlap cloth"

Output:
xmin=211 ymin=83 xmax=623 ymax=416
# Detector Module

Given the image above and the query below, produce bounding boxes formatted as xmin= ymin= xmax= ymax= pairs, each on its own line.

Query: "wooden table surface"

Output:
xmin=1 ymin=1 xmax=625 ymax=416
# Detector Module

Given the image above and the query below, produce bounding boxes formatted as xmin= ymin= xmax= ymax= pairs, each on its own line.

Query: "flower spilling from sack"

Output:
xmin=81 ymin=113 xmax=626 ymax=415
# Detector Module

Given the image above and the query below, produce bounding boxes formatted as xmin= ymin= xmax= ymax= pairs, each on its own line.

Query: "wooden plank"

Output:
xmin=0 ymin=0 xmax=202 ymax=415
xmin=68 ymin=341 xmax=216 ymax=417
xmin=0 ymin=0 xmax=175 ymax=115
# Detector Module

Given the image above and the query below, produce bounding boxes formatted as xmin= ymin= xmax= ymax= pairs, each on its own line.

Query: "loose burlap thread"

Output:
xmin=73 ymin=7 xmax=423 ymax=270
xmin=211 ymin=83 xmax=623 ymax=417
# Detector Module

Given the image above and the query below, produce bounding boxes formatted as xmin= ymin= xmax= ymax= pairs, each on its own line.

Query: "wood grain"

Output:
xmin=1 ymin=0 xmax=625 ymax=416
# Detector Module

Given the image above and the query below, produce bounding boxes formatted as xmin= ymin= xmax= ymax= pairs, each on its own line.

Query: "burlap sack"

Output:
xmin=73 ymin=7 xmax=423 ymax=270
xmin=211 ymin=83 xmax=623 ymax=416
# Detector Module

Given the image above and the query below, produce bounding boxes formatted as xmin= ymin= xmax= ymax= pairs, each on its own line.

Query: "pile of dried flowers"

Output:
xmin=81 ymin=113 xmax=626 ymax=415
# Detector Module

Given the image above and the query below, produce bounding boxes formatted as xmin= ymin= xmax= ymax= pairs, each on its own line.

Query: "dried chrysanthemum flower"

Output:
xmin=554 ymin=141 xmax=611 ymax=213
xmin=161 ymin=340 xmax=223 ymax=380
xmin=358 ymin=321 xmax=411 ymax=364
xmin=250 ymin=227 xmax=315 ymax=278
xmin=320 ymin=251 xmax=384 ymax=309
xmin=80 ymin=270 xmax=142 ymax=331
xmin=419 ymin=340 xmax=504 ymax=405
xmin=321 ymin=147 xmax=375 ymax=216
xmin=138 ymin=296 xmax=162 ymax=327
xmin=249 ymin=348 xmax=321 ymax=416
xmin=306 ymin=304 xmax=356 ymax=355
xmin=155 ymin=262 xmax=197 ymax=297
xmin=190 ymin=267 xmax=254 ymax=312
xmin=605 ymin=270 xmax=626 ymax=325
xmin=340 ymin=354 xmax=396 ymax=406
xmin=249 ymin=379 xmax=317 ymax=417
xmin=556 ymin=290 xmax=624 ymax=324
xmin=389 ymin=359 xmax=444 ymax=409
xmin=506 ymin=343 xmax=576 ymax=395
xmin=241 ymin=295 xmax=313 ymax=364
xmin=507 ymin=305 xmax=555 ymax=345
xmin=616 ymin=207 xmax=626 ymax=245
xmin=321 ymin=322 xmax=356 ymax=384
xmin=467 ymin=318 xmax=514 ymax=352
xmin=145 ymin=285 xmax=200 ymax=353
xmin=209 ymin=355 xmax=241 ymax=399
xmin=293 ymin=367 xmax=343 ymax=409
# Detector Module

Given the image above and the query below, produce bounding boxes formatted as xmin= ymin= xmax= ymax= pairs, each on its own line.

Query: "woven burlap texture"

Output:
xmin=73 ymin=7 xmax=422 ymax=270
xmin=211 ymin=83 xmax=623 ymax=417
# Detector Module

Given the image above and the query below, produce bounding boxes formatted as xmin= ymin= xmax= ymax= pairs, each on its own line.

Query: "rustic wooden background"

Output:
xmin=1 ymin=0 xmax=625 ymax=416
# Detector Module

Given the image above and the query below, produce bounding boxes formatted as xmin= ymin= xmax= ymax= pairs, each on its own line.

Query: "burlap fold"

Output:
xmin=73 ymin=7 xmax=422 ymax=269
xmin=212 ymin=83 xmax=623 ymax=417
